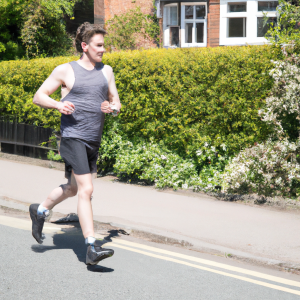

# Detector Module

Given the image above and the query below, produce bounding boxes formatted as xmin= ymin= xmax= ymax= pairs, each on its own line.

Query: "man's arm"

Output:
xmin=101 ymin=66 xmax=121 ymax=114
xmin=33 ymin=64 xmax=75 ymax=115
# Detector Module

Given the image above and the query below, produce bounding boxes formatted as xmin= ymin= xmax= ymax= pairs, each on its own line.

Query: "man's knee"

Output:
xmin=78 ymin=185 xmax=93 ymax=199
xmin=61 ymin=184 xmax=78 ymax=197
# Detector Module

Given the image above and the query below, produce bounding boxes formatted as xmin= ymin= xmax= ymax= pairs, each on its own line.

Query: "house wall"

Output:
xmin=207 ymin=0 xmax=220 ymax=47
xmin=94 ymin=0 xmax=154 ymax=25
xmin=95 ymin=0 xmax=105 ymax=25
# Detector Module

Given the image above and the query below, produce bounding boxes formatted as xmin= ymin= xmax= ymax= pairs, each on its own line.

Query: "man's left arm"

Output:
xmin=101 ymin=66 xmax=121 ymax=114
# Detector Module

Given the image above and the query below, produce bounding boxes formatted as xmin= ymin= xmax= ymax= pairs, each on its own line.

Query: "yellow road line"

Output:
xmin=0 ymin=215 xmax=63 ymax=233
xmin=107 ymin=243 xmax=300 ymax=296
xmin=108 ymin=238 xmax=300 ymax=288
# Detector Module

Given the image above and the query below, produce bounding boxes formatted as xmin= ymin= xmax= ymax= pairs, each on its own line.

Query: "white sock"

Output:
xmin=37 ymin=204 xmax=49 ymax=216
xmin=85 ymin=236 xmax=96 ymax=245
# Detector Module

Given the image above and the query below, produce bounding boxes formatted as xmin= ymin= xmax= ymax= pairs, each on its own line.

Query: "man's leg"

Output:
xmin=42 ymin=172 xmax=78 ymax=210
xmin=73 ymin=172 xmax=94 ymax=238
xmin=73 ymin=171 xmax=114 ymax=265
xmin=29 ymin=173 xmax=78 ymax=244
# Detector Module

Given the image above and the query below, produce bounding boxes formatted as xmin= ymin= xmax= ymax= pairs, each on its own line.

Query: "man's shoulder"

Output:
xmin=103 ymin=64 xmax=113 ymax=73
xmin=51 ymin=62 xmax=72 ymax=79
xmin=53 ymin=62 xmax=72 ymax=73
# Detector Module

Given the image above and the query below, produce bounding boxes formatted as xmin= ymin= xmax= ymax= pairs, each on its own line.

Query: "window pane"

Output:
xmin=257 ymin=17 xmax=277 ymax=37
xmin=196 ymin=23 xmax=204 ymax=43
xmin=228 ymin=3 xmax=246 ymax=12
xmin=196 ymin=5 xmax=206 ymax=19
xmin=185 ymin=6 xmax=193 ymax=19
xmin=185 ymin=23 xmax=193 ymax=43
xmin=170 ymin=7 xmax=177 ymax=25
xmin=258 ymin=1 xmax=278 ymax=11
xmin=228 ymin=18 xmax=246 ymax=37
xmin=170 ymin=27 xmax=180 ymax=46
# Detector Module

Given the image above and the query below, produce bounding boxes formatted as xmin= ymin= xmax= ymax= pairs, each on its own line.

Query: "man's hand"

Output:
xmin=101 ymin=100 xmax=113 ymax=114
xmin=110 ymin=101 xmax=121 ymax=112
xmin=56 ymin=101 xmax=75 ymax=115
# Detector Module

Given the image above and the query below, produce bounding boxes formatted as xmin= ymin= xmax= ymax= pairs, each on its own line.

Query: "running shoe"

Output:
xmin=29 ymin=203 xmax=49 ymax=244
xmin=86 ymin=244 xmax=114 ymax=265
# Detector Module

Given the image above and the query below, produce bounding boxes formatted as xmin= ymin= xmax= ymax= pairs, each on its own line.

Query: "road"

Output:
xmin=0 ymin=216 xmax=300 ymax=300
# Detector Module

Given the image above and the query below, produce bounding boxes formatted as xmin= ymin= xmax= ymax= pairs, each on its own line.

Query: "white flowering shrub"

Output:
xmin=223 ymin=139 xmax=300 ymax=197
xmin=259 ymin=56 xmax=300 ymax=139
xmin=222 ymin=55 xmax=300 ymax=197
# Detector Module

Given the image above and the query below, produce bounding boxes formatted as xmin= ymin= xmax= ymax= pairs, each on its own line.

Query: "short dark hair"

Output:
xmin=75 ymin=22 xmax=107 ymax=52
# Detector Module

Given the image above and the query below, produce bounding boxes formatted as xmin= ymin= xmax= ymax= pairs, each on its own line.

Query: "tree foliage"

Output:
xmin=0 ymin=0 xmax=79 ymax=60
xmin=267 ymin=0 xmax=300 ymax=49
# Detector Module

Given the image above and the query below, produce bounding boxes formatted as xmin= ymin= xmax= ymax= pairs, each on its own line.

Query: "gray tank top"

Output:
xmin=60 ymin=61 xmax=108 ymax=144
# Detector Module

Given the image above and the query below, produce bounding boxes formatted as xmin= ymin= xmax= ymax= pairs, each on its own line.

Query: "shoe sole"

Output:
xmin=29 ymin=206 xmax=43 ymax=245
xmin=86 ymin=252 xmax=114 ymax=265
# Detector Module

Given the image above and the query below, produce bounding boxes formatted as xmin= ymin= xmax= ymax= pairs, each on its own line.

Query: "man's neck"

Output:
xmin=78 ymin=53 xmax=96 ymax=70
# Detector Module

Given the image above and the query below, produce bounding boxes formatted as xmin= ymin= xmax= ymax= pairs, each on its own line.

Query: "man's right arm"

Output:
xmin=33 ymin=64 xmax=74 ymax=115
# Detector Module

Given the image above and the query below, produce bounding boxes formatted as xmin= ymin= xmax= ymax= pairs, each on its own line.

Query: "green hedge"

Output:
xmin=0 ymin=46 xmax=281 ymax=156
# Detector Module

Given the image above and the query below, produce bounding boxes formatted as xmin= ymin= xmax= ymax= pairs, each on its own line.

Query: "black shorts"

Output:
xmin=60 ymin=138 xmax=99 ymax=179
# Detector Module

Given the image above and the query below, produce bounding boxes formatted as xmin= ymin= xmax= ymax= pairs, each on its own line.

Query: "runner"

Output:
xmin=29 ymin=22 xmax=121 ymax=265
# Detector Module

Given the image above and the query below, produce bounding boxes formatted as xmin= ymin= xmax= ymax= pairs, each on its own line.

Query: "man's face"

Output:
xmin=82 ymin=34 xmax=105 ymax=63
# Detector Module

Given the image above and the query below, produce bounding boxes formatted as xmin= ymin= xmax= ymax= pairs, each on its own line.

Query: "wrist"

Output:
xmin=55 ymin=101 xmax=62 ymax=111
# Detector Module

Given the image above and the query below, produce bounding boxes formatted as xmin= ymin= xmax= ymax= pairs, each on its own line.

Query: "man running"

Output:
xmin=29 ymin=22 xmax=121 ymax=265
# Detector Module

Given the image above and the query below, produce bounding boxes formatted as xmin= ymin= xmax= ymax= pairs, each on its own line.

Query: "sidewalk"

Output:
xmin=1 ymin=158 xmax=300 ymax=271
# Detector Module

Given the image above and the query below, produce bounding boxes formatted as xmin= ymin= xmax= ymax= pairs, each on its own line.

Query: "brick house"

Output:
xmin=94 ymin=0 xmax=278 ymax=48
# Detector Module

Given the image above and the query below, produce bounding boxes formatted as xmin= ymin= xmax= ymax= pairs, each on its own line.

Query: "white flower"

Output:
xmin=196 ymin=150 xmax=202 ymax=156
xmin=161 ymin=155 xmax=167 ymax=160
xmin=182 ymin=184 xmax=188 ymax=189
xmin=204 ymin=142 xmax=209 ymax=147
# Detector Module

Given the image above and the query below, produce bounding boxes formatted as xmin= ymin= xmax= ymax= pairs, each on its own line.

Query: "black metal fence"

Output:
xmin=0 ymin=117 xmax=55 ymax=159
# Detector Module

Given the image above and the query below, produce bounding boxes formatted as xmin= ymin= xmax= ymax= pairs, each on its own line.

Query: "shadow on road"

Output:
xmin=31 ymin=226 xmax=118 ymax=273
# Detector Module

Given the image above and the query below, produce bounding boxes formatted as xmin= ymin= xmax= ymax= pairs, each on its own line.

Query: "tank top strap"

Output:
xmin=69 ymin=61 xmax=82 ymax=72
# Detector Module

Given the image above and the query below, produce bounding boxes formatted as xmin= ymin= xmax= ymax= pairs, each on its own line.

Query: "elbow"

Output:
xmin=33 ymin=93 xmax=39 ymax=105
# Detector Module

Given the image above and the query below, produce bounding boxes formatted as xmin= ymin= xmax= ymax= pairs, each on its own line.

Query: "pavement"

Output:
xmin=1 ymin=157 xmax=300 ymax=272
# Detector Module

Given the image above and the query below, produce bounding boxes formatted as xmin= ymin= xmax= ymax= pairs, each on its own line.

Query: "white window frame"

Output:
xmin=256 ymin=1 xmax=277 ymax=40
xmin=220 ymin=0 xmax=277 ymax=46
xmin=181 ymin=2 xmax=207 ymax=48
xmin=163 ymin=3 xmax=179 ymax=47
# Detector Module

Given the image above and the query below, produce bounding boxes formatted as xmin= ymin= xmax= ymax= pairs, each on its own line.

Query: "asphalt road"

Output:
xmin=1 ymin=222 xmax=300 ymax=300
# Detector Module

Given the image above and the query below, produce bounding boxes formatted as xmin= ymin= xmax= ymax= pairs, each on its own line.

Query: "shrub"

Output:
xmin=223 ymin=139 xmax=300 ymax=197
xmin=104 ymin=45 xmax=281 ymax=157
xmin=0 ymin=56 xmax=77 ymax=129
xmin=0 ymin=46 xmax=280 ymax=157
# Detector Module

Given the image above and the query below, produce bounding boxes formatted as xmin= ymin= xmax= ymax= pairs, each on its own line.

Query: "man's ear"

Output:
xmin=81 ymin=42 xmax=88 ymax=53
